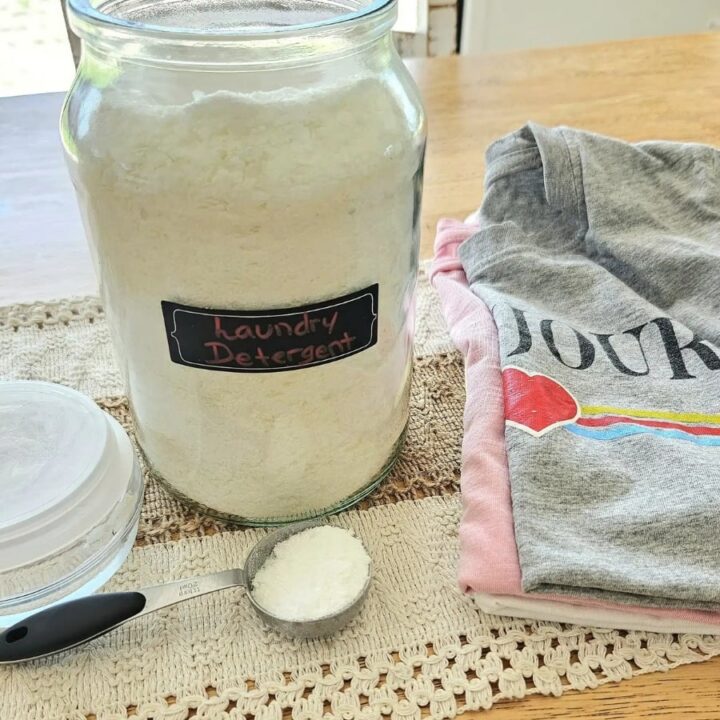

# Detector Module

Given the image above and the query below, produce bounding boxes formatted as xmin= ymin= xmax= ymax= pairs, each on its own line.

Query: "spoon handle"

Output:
xmin=0 ymin=592 xmax=146 ymax=663
xmin=0 ymin=568 xmax=244 ymax=664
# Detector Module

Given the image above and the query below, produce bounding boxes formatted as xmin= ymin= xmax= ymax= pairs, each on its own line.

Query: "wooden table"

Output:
xmin=3 ymin=30 xmax=720 ymax=719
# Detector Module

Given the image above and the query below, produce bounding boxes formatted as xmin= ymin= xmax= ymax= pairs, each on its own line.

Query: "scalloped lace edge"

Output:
xmin=85 ymin=629 xmax=720 ymax=719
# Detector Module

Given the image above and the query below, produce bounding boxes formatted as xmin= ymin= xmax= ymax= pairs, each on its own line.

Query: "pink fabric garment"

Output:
xmin=429 ymin=219 xmax=522 ymax=596
xmin=430 ymin=217 xmax=720 ymax=625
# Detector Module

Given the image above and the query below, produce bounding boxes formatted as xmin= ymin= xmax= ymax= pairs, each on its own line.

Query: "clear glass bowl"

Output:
xmin=0 ymin=381 xmax=143 ymax=625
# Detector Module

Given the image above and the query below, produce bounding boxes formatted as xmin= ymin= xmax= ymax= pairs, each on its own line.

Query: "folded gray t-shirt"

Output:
xmin=459 ymin=123 xmax=720 ymax=609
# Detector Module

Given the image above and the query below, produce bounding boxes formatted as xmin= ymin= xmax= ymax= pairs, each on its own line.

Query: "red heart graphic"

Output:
xmin=503 ymin=366 xmax=580 ymax=437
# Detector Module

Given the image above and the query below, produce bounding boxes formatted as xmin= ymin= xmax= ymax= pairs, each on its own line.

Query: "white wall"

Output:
xmin=462 ymin=0 xmax=720 ymax=54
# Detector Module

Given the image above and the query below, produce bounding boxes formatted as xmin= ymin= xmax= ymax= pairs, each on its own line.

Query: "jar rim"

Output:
xmin=67 ymin=0 xmax=396 ymax=40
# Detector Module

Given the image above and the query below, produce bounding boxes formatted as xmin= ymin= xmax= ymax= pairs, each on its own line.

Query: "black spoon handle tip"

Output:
xmin=0 ymin=591 xmax=147 ymax=663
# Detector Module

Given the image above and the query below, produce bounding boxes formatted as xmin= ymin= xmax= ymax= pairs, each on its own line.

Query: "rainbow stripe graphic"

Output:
xmin=502 ymin=367 xmax=720 ymax=446
xmin=566 ymin=406 xmax=720 ymax=446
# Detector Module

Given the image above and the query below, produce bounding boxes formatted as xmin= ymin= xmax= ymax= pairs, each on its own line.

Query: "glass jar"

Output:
xmin=62 ymin=0 xmax=426 ymax=524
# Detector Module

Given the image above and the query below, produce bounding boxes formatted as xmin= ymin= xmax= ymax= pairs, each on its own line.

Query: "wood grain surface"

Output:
xmin=484 ymin=660 xmax=720 ymax=718
xmin=409 ymin=32 xmax=720 ymax=258
xmin=4 ymin=31 xmax=720 ymax=718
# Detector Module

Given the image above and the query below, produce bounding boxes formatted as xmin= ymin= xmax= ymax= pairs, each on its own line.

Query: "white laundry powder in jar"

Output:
xmin=68 ymin=74 xmax=422 ymax=521
xmin=251 ymin=526 xmax=371 ymax=622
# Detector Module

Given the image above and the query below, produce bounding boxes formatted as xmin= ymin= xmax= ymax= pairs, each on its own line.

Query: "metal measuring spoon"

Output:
xmin=0 ymin=519 xmax=372 ymax=664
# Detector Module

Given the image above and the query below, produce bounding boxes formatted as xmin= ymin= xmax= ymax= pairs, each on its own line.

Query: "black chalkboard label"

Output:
xmin=161 ymin=284 xmax=379 ymax=373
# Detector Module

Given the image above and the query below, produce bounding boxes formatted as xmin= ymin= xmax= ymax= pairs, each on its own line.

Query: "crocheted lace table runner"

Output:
xmin=2 ymin=270 xmax=719 ymax=720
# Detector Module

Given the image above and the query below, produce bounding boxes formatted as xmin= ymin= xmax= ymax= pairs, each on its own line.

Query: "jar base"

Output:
xmin=140 ymin=424 xmax=408 ymax=527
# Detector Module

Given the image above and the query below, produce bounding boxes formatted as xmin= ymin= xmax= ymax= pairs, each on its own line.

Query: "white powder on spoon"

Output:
xmin=251 ymin=525 xmax=371 ymax=622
